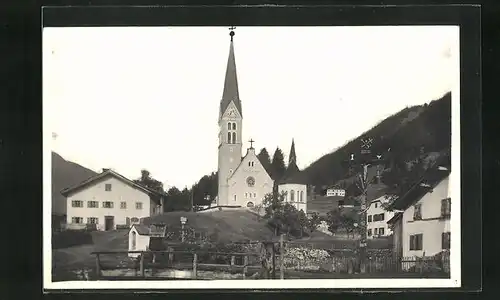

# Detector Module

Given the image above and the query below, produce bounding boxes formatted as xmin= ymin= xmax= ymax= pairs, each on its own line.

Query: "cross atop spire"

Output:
xmin=249 ymin=138 xmax=255 ymax=149
xmin=229 ymin=26 xmax=236 ymax=42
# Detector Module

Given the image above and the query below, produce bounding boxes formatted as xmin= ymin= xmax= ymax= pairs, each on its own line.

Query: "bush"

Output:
xmin=52 ymin=230 xmax=93 ymax=249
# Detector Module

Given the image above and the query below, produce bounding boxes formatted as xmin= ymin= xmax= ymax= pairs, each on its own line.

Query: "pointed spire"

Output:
xmin=219 ymin=27 xmax=242 ymax=120
xmin=289 ymin=138 xmax=297 ymax=165
xmin=283 ymin=139 xmax=300 ymax=181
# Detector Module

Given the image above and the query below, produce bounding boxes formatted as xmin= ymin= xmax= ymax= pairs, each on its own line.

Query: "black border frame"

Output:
xmin=37 ymin=4 xmax=481 ymax=294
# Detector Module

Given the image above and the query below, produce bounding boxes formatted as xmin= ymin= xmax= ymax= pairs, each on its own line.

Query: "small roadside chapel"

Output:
xmin=128 ymin=223 xmax=167 ymax=258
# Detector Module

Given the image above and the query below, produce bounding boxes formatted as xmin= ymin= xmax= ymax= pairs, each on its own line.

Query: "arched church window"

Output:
xmin=232 ymin=132 xmax=236 ymax=144
xmin=253 ymin=193 xmax=256 ymax=198
xmin=301 ymin=191 xmax=304 ymax=202
xmin=290 ymin=190 xmax=295 ymax=202
xmin=247 ymin=202 xmax=254 ymax=208
xmin=228 ymin=132 xmax=232 ymax=144
xmin=131 ymin=231 xmax=137 ymax=250
xmin=228 ymin=122 xmax=231 ymax=130
xmin=234 ymin=195 xmax=237 ymax=202
xmin=232 ymin=123 xmax=236 ymax=130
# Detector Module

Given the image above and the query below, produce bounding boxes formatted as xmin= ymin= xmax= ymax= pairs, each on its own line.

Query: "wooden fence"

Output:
xmin=92 ymin=249 xmax=263 ymax=280
xmin=89 ymin=236 xmax=450 ymax=280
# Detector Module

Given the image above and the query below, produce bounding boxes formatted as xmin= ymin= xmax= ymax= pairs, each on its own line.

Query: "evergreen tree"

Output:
xmin=271 ymin=147 xmax=286 ymax=181
xmin=257 ymin=148 xmax=272 ymax=173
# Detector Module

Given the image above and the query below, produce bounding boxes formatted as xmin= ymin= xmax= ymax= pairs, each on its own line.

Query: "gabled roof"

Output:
xmin=219 ymin=40 xmax=242 ymax=120
xmin=387 ymin=212 xmax=403 ymax=225
xmin=60 ymin=169 xmax=166 ymax=204
xmin=228 ymin=148 xmax=272 ymax=181
xmin=130 ymin=224 xmax=150 ymax=236
xmin=387 ymin=155 xmax=451 ymax=211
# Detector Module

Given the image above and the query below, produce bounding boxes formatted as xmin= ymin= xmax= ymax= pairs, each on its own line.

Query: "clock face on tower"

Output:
xmin=246 ymin=176 xmax=255 ymax=187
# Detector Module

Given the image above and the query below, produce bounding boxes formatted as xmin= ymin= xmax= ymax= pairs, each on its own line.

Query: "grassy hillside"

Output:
xmin=52 ymin=151 xmax=98 ymax=216
xmin=291 ymin=92 xmax=451 ymax=187
xmin=142 ymin=210 xmax=276 ymax=242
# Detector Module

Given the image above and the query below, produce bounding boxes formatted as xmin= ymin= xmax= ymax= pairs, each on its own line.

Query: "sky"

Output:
xmin=43 ymin=26 xmax=458 ymax=190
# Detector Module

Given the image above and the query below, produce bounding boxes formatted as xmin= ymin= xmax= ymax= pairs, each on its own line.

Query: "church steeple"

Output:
xmin=219 ymin=27 xmax=243 ymax=121
xmin=289 ymin=138 xmax=297 ymax=166
xmin=284 ymin=138 xmax=300 ymax=179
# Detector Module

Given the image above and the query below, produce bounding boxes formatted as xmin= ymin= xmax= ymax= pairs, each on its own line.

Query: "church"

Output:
xmin=216 ymin=28 xmax=308 ymax=212
xmin=216 ymin=29 xmax=273 ymax=208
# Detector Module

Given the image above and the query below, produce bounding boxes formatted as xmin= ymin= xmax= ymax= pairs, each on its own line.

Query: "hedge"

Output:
xmin=52 ymin=230 xmax=93 ymax=249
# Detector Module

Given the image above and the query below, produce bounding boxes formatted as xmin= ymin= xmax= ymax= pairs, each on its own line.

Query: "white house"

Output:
xmin=61 ymin=169 xmax=165 ymax=231
xmin=387 ymin=158 xmax=451 ymax=269
xmin=326 ymin=188 xmax=345 ymax=197
xmin=366 ymin=195 xmax=395 ymax=239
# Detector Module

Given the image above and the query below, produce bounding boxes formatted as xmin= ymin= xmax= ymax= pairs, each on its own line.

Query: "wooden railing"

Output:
xmin=91 ymin=250 xmax=262 ymax=280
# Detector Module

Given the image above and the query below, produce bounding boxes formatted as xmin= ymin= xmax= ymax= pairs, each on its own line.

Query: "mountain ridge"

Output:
xmin=290 ymin=92 xmax=452 ymax=188
xmin=52 ymin=151 xmax=98 ymax=216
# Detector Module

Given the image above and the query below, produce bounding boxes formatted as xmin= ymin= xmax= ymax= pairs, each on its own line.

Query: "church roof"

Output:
xmin=219 ymin=38 xmax=243 ymax=120
xmin=229 ymin=147 xmax=271 ymax=181
xmin=279 ymin=164 xmax=302 ymax=184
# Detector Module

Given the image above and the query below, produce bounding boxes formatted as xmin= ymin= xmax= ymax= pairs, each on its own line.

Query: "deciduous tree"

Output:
xmin=306 ymin=212 xmax=321 ymax=233
xmin=134 ymin=169 xmax=164 ymax=193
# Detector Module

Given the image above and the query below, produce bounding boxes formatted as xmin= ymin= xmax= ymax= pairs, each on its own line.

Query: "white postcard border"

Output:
xmin=43 ymin=25 xmax=461 ymax=290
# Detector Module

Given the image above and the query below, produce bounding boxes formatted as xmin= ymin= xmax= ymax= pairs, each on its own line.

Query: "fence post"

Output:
xmin=95 ymin=254 xmax=101 ymax=279
xmin=192 ymin=253 xmax=198 ymax=279
xmin=231 ymin=255 xmax=235 ymax=269
xmin=279 ymin=234 xmax=284 ymax=279
xmin=243 ymin=256 xmax=248 ymax=279
xmin=271 ymin=242 xmax=276 ymax=279
xmin=168 ymin=247 xmax=174 ymax=266
xmin=140 ymin=253 xmax=145 ymax=277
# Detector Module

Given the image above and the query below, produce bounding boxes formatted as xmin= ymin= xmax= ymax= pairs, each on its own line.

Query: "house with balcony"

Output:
xmin=386 ymin=156 xmax=451 ymax=266
xmin=61 ymin=169 xmax=165 ymax=231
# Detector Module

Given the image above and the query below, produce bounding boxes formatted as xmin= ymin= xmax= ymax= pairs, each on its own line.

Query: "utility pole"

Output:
xmin=190 ymin=186 xmax=194 ymax=212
